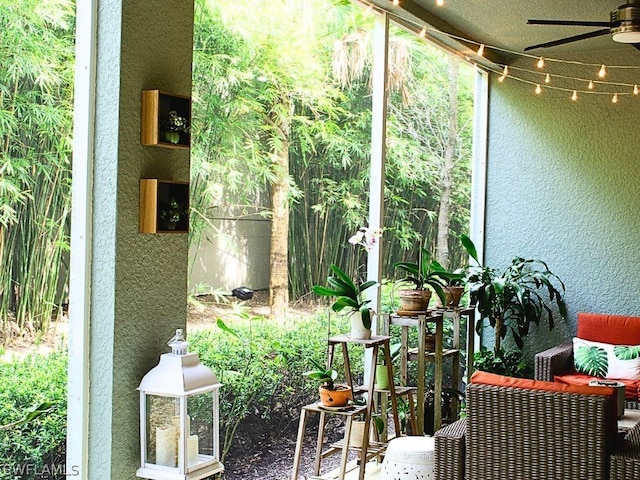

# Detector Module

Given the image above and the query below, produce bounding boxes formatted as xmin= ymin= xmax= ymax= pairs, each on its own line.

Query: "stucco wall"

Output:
xmin=89 ymin=1 xmax=194 ymax=478
xmin=484 ymin=51 xmax=640 ymax=358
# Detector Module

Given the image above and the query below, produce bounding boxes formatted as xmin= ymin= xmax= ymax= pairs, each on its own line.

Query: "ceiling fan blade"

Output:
xmin=633 ymin=43 xmax=640 ymax=52
xmin=528 ymin=19 xmax=613 ymax=27
xmin=524 ymin=28 xmax=611 ymax=51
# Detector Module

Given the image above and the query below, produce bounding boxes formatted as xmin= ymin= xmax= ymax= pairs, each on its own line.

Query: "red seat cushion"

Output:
xmin=554 ymin=373 xmax=639 ymax=400
xmin=577 ymin=312 xmax=640 ymax=345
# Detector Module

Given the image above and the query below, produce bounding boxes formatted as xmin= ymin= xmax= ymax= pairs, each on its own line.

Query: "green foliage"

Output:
xmin=188 ymin=312 xmax=361 ymax=461
xmin=0 ymin=0 xmax=75 ymax=335
xmin=303 ymin=358 xmax=339 ymax=390
xmin=467 ymin=256 xmax=567 ymax=352
xmin=473 ymin=346 xmax=532 ymax=378
xmin=312 ymin=264 xmax=376 ymax=328
xmin=575 ymin=345 xmax=608 ymax=377
xmin=0 ymin=351 xmax=68 ymax=480
xmin=614 ymin=345 xmax=640 ymax=360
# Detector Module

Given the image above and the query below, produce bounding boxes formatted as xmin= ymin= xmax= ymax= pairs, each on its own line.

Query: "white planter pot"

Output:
xmin=349 ymin=310 xmax=372 ymax=340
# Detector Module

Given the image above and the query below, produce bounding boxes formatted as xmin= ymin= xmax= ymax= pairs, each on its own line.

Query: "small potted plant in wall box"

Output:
xmin=304 ymin=358 xmax=352 ymax=408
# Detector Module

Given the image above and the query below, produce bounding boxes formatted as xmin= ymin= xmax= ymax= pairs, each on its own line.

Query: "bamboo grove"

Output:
xmin=0 ymin=0 xmax=75 ymax=337
xmin=0 ymin=0 xmax=475 ymax=337
xmin=190 ymin=0 xmax=475 ymax=308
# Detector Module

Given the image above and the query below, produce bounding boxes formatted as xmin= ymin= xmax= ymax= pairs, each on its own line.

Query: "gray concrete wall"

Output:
xmin=484 ymin=51 xmax=640 ymax=358
xmin=88 ymin=1 xmax=194 ymax=478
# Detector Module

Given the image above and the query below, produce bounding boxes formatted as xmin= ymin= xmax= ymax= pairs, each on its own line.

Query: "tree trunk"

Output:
xmin=269 ymin=97 xmax=292 ymax=318
xmin=435 ymin=57 xmax=459 ymax=270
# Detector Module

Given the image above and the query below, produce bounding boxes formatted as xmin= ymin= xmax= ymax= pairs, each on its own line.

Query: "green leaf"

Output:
xmin=614 ymin=345 xmax=640 ymax=360
xmin=459 ymin=234 xmax=479 ymax=264
xmin=312 ymin=285 xmax=342 ymax=297
xmin=330 ymin=264 xmax=357 ymax=293
xmin=574 ymin=345 xmax=608 ymax=377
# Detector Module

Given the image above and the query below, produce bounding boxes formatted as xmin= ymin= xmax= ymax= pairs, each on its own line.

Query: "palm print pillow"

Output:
xmin=573 ymin=337 xmax=640 ymax=379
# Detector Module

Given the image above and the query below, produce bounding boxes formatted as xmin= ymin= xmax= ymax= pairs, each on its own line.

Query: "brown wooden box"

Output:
xmin=139 ymin=179 xmax=189 ymax=233
xmin=141 ymin=90 xmax=191 ymax=149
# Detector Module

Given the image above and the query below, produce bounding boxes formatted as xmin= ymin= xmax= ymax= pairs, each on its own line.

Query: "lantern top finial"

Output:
xmin=168 ymin=329 xmax=189 ymax=355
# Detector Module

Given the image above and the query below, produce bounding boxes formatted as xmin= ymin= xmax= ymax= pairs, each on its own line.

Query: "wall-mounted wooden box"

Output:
xmin=141 ymin=90 xmax=191 ymax=149
xmin=139 ymin=179 xmax=189 ymax=233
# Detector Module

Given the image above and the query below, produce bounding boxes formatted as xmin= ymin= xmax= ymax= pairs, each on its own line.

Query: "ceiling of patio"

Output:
xmin=383 ymin=1 xmax=640 ymax=64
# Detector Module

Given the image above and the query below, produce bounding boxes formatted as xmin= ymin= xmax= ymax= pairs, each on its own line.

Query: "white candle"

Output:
xmin=187 ymin=434 xmax=199 ymax=467
xmin=155 ymin=426 xmax=177 ymax=467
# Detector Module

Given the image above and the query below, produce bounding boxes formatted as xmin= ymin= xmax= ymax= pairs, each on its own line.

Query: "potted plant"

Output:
xmin=431 ymin=234 xmax=480 ymax=308
xmin=303 ymin=358 xmax=352 ymax=407
xmin=393 ymin=246 xmax=446 ymax=312
xmin=349 ymin=401 xmax=385 ymax=448
xmin=466 ymin=254 xmax=567 ymax=356
xmin=160 ymin=109 xmax=189 ymax=144
xmin=312 ymin=227 xmax=381 ymax=339
xmin=375 ymin=341 xmax=402 ymax=390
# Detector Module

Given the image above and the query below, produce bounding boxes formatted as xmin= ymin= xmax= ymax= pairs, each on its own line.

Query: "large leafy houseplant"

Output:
xmin=466 ymin=255 xmax=567 ymax=353
xmin=312 ymin=227 xmax=380 ymax=335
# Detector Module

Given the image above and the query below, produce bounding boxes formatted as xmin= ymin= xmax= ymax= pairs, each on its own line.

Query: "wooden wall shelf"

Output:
xmin=139 ymin=179 xmax=189 ymax=233
xmin=141 ymin=90 xmax=191 ymax=149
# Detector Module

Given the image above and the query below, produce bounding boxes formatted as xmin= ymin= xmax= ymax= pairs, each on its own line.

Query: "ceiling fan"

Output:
xmin=525 ymin=2 xmax=640 ymax=51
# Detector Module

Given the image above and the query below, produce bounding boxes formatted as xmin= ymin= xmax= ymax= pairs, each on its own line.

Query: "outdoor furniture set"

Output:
xmin=434 ymin=312 xmax=640 ymax=479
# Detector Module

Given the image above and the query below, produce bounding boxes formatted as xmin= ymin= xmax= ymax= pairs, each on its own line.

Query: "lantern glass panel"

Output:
xmin=146 ymin=395 xmax=180 ymax=467
xmin=187 ymin=392 xmax=216 ymax=466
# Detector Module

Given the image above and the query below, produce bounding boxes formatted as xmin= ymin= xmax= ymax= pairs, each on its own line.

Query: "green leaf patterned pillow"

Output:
xmin=573 ymin=338 xmax=640 ymax=379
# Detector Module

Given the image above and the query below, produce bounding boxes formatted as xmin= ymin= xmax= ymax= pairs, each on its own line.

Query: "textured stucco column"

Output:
xmin=83 ymin=1 xmax=194 ymax=478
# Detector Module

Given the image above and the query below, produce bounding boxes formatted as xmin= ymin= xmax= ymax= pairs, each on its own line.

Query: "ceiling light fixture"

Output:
xmin=571 ymin=90 xmax=578 ymax=101
xmin=536 ymin=57 xmax=545 ymax=69
xmin=598 ymin=64 xmax=607 ymax=78
xmin=535 ymin=84 xmax=542 ymax=94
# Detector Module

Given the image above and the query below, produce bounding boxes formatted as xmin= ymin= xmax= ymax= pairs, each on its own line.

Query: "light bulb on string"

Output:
xmin=544 ymin=73 xmax=551 ymax=84
xmin=588 ymin=80 xmax=594 ymax=90
xmin=634 ymin=85 xmax=639 ymax=95
xmin=436 ymin=0 xmax=444 ymax=6
xmin=536 ymin=57 xmax=545 ymax=69
xmin=571 ymin=90 xmax=578 ymax=101
xmin=477 ymin=44 xmax=485 ymax=57
xmin=392 ymin=0 xmax=399 ymax=5
xmin=535 ymin=84 xmax=542 ymax=94
xmin=419 ymin=27 xmax=427 ymax=38
xmin=598 ymin=64 xmax=607 ymax=78
xmin=612 ymin=93 xmax=619 ymax=103
xmin=498 ymin=65 xmax=508 ymax=82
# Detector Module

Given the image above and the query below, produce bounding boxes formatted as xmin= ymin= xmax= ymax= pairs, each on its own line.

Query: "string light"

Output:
xmin=362 ymin=2 xmax=640 ymax=103
xmin=598 ymin=64 xmax=607 ymax=78
xmin=498 ymin=65 xmax=508 ymax=82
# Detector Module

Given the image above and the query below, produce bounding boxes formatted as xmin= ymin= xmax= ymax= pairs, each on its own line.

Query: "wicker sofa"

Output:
xmin=534 ymin=312 xmax=640 ymax=405
xmin=434 ymin=371 xmax=640 ymax=480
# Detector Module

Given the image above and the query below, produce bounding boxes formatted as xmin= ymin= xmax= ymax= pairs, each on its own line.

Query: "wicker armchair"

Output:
xmin=434 ymin=379 xmax=640 ymax=480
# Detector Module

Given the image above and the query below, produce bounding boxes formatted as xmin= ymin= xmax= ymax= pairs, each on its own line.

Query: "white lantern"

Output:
xmin=137 ymin=329 xmax=223 ymax=480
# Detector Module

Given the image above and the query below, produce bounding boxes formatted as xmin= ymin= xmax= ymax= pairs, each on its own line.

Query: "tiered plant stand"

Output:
xmin=385 ymin=306 xmax=475 ymax=435
xmin=291 ymin=335 xmax=410 ymax=480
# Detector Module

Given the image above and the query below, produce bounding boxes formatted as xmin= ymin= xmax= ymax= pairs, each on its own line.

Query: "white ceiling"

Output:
xmin=394 ymin=1 xmax=640 ymax=62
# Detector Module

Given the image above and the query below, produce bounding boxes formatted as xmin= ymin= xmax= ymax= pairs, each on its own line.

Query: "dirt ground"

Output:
xmin=188 ymin=292 xmax=348 ymax=480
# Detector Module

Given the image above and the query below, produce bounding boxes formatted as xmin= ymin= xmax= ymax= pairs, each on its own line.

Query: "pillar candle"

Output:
xmin=155 ymin=426 xmax=177 ymax=467
xmin=187 ymin=434 xmax=199 ymax=467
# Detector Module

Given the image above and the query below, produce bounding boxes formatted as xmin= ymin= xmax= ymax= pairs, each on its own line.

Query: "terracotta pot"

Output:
xmin=319 ymin=384 xmax=352 ymax=407
xmin=435 ymin=286 xmax=465 ymax=308
xmin=397 ymin=289 xmax=431 ymax=312
xmin=425 ymin=333 xmax=436 ymax=352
